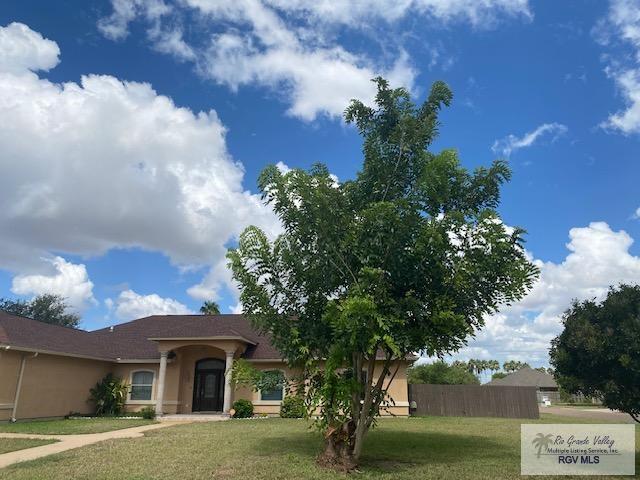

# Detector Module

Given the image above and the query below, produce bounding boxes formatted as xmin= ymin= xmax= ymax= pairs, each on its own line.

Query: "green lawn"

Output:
xmin=0 ymin=418 xmax=155 ymax=435
xmin=0 ymin=415 xmax=636 ymax=479
xmin=0 ymin=439 xmax=57 ymax=455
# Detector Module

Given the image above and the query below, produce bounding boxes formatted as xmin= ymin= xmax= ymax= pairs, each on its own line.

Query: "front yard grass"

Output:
xmin=0 ymin=418 xmax=155 ymax=435
xmin=0 ymin=439 xmax=57 ymax=455
xmin=0 ymin=415 xmax=637 ymax=479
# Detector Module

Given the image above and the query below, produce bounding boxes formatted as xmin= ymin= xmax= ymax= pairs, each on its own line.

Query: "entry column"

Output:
xmin=155 ymin=351 xmax=168 ymax=416
xmin=223 ymin=350 xmax=235 ymax=414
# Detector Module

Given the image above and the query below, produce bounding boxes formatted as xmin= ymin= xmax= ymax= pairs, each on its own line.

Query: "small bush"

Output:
xmin=89 ymin=373 xmax=128 ymax=416
xmin=140 ymin=406 xmax=156 ymax=420
xmin=232 ymin=399 xmax=254 ymax=418
xmin=280 ymin=395 xmax=306 ymax=418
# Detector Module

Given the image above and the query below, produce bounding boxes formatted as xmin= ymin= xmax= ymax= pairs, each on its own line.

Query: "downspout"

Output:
xmin=11 ymin=352 xmax=38 ymax=422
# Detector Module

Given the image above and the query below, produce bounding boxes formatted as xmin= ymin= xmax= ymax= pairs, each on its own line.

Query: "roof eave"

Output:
xmin=0 ymin=343 xmax=114 ymax=362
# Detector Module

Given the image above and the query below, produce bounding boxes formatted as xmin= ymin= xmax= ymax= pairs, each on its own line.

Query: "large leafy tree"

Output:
xmin=408 ymin=361 xmax=480 ymax=385
xmin=0 ymin=294 xmax=80 ymax=328
xmin=228 ymin=78 xmax=538 ymax=470
xmin=550 ymin=284 xmax=640 ymax=423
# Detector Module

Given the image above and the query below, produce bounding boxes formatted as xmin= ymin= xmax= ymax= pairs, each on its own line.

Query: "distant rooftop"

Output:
xmin=486 ymin=366 xmax=557 ymax=388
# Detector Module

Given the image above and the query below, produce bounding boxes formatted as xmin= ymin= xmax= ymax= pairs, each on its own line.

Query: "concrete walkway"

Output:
xmin=0 ymin=422 xmax=181 ymax=469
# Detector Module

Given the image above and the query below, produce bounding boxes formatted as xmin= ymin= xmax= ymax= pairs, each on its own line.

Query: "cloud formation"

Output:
xmin=0 ymin=22 xmax=279 ymax=305
xmin=446 ymin=222 xmax=640 ymax=366
xmin=597 ymin=0 xmax=640 ymax=134
xmin=107 ymin=289 xmax=192 ymax=321
xmin=492 ymin=122 xmax=567 ymax=157
xmin=98 ymin=0 xmax=531 ymax=120
xmin=0 ymin=22 xmax=60 ymax=74
xmin=11 ymin=257 xmax=96 ymax=312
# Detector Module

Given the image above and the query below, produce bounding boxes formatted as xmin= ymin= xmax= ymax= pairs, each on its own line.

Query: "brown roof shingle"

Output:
xmin=89 ymin=314 xmax=281 ymax=360
xmin=0 ymin=310 xmax=114 ymax=359
xmin=0 ymin=311 xmax=282 ymax=361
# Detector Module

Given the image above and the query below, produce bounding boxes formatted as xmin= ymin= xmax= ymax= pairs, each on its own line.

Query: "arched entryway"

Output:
xmin=192 ymin=358 xmax=225 ymax=412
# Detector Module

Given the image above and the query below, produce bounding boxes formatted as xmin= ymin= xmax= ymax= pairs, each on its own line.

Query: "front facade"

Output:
xmin=0 ymin=311 xmax=410 ymax=420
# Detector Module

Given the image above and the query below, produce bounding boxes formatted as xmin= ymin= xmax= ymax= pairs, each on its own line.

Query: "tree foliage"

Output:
xmin=503 ymin=360 xmax=530 ymax=372
xmin=200 ymin=300 xmax=221 ymax=315
xmin=228 ymin=77 xmax=538 ymax=469
xmin=550 ymin=284 xmax=640 ymax=423
xmin=0 ymin=294 xmax=80 ymax=328
xmin=408 ymin=361 xmax=480 ymax=385
xmin=231 ymin=358 xmax=286 ymax=393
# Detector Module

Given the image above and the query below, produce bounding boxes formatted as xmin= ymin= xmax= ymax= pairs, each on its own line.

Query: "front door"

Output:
xmin=192 ymin=358 xmax=225 ymax=412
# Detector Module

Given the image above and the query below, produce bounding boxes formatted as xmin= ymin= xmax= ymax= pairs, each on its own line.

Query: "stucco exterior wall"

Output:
xmin=234 ymin=360 xmax=410 ymax=416
xmin=0 ymin=350 xmax=111 ymax=421
xmin=0 ymin=345 xmax=410 ymax=420
xmin=115 ymin=345 xmax=232 ymax=414
xmin=112 ymin=361 xmax=180 ymax=415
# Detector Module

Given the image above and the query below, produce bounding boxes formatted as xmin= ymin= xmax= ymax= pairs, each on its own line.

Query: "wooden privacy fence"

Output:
xmin=408 ymin=384 xmax=539 ymax=419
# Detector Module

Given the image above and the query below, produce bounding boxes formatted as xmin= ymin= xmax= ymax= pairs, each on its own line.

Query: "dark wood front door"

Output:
xmin=192 ymin=358 xmax=226 ymax=412
xmin=193 ymin=370 xmax=224 ymax=412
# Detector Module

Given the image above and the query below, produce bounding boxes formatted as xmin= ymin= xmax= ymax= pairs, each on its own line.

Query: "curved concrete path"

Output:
xmin=0 ymin=422 xmax=183 ymax=469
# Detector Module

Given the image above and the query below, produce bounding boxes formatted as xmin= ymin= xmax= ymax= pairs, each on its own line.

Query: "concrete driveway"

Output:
xmin=542 ymin=406 xmax=636 ymax=424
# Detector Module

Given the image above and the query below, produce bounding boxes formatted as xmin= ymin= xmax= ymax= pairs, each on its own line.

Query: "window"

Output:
xmin=130 ymin=371 xmax=154 ymax=400
xmin=260 ymin=370 xmax=284 ymax=401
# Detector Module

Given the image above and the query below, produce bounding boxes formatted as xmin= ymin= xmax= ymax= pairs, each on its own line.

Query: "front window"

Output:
xmin=131 ymin=371 xmax=154 ymax=400
xmin=260 ymin=370 xmax=284 ymax=401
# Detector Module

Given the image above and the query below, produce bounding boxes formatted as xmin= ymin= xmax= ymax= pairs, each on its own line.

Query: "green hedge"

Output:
xmin=232 ymin=399 xmax=254 ymax=418
xmin=280 ymin=396 xmax=305 ymax=418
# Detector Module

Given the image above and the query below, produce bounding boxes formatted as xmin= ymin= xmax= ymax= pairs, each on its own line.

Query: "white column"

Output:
xmin=223 ymin=350 xmax=235 ymax=414
xmin=155 ymin=351 xmax=168 ymax=416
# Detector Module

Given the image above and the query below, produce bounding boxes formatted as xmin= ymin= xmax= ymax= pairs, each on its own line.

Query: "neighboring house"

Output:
xmin=486 ymin=366 xmax=559 ymax=403
xmin=0 ymin=311 xmax=410 ymax=420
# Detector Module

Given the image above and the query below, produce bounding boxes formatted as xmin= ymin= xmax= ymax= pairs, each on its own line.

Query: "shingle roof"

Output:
xmin=0 ymin=310 xmax=114 ymax=359
xmin=0 ymin=311 xmax=281 ymax=361
xmin=486 ymin=366 xmax=557 ymax=388
xmin=89 ymin=314 xmax=281 ymax=360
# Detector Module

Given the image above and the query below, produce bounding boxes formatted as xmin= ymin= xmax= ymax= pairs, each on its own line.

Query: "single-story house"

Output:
xmin=0 ymin=310 xmax=410 ymax=420
xmin=486 ymin=366 xmax=559 ymax=403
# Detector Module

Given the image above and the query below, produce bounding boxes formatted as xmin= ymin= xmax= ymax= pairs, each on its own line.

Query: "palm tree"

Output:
xmin=200 ymin=301 xmax=221 ymax=315
xmin=532 ymin=433 xmax=554 ymax=458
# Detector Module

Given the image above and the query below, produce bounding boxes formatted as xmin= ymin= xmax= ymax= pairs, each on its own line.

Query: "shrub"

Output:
xmin=280 ymin=395 xmax=306 ymax=418
xmin=140 ymin=406 xmax=156 ymax=420
xmin=232 ymin=399 xmax=254 ymax=418
xmin=88 ymin=373 xmax=128 ymax=416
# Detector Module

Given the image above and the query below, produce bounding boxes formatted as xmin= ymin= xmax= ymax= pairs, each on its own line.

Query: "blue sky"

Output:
xmin=1 ymin=0 xmax=639 ymax=366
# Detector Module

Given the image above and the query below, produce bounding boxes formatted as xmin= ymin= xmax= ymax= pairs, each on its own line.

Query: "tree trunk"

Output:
xmin=317 ymin=421 xmax=357 ymax=472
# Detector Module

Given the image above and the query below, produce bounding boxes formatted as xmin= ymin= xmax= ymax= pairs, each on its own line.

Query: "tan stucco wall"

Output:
xmin=0 ymin=343 xmax=410 ymax=420
xmin=234 ymin=360 xmax=410 ymax=416
xmin=114 ymin=344 xmax=235 ymax=414
xmin=0 ymin=350 xmax=111 ymax=421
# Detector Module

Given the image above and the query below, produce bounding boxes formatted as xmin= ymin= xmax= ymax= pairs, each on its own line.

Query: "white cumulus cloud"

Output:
xmin=0 ymin=22 xmax=280 ymax=304
xmin=492 ymin=122 xmax=568 ymax=157
xmin=98 ymin=0 xmax=532 ymax=120
xmin=444 ymin=222 xmax=640 ymax=366
xmin=0 ymin=22 xmax=60 ymax=74
xmin=107 ymin=289 xmax=192 ymax=320
xmin=11 ymin=256 xmax=96 ymax=311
